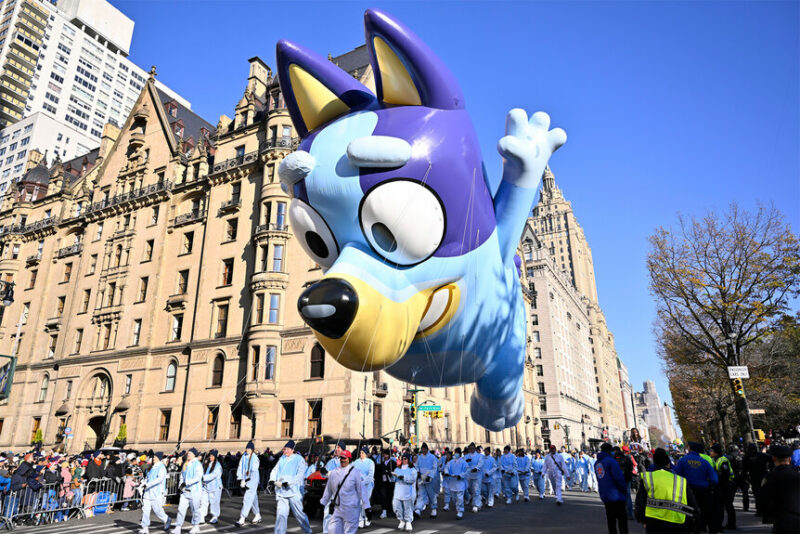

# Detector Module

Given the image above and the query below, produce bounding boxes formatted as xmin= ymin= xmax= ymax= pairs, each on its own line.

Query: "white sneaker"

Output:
xmin=442 ymin=505 xmax=449 ymax=512
xmin=235 ymin=517 xmax=245 ymax=527
xmin=472 ymin=506 xmax=478 ymax=513
xmin=398 ymin=520 xmax=406 ymax=530
xmin=251 ymin=515 xmax=262 ymax=524
xmin=138 ymin=530 xmax=148 ymax=534
xmin=170 ymin=528 xmax=180 ymax=534
xmin=506 ymin=498 xmax=511 ymax=505
xmin=404 ymin=522 xmax=412 ymax=532
xmin=380 ymin=510 xmax=387 ymax=519
xmin=456 ymin=512 xmax=463 ymax=519
xmin=430 ymin=509 xmax=437 ymax=518
xmin=189 ymin=527 xmax=200 ymax=534
xmin=359 ymin=519 xmax=365 ymax=528
xmin=516 ymin=494 xmax=520 ymax=502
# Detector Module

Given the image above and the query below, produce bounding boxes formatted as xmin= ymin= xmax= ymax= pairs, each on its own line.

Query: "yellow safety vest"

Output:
xmin=699 ymin=453 xmax=715 ymax=468
xmin=640 ymin=470 xmax=693 ymax=524
xmin=715 ymin=456 xmax=734 ymax=481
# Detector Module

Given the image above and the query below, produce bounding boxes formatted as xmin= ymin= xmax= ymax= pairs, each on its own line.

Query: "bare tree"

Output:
xmin=648 ymin=203 xmax=800 ymax=444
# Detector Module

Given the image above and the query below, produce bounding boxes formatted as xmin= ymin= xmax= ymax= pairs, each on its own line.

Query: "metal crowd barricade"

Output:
xmin=2 ymin=481 xmax=85 ymax=529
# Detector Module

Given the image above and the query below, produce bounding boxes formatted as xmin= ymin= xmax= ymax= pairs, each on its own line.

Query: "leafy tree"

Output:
xmin=32 ymin=428 xmax=43 ymax=445
xmin=648 ymin=203 xmax=800 ymax=444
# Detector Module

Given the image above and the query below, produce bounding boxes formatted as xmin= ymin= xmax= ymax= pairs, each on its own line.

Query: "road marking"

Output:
xmin=363 ymin=529 xmax=394 ymax=534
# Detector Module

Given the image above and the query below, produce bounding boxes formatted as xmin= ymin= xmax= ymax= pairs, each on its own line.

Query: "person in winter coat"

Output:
xmin=596 ymin=443 xmax=629 ymax=534
xmin=375 ymin=450 xmax=395 ymax=519
xmin=636 ymin=448 xmax=698 ymax=534
xmin=84 ymin=451 xmax=106 ymax=481
xmin=200 ymin=450 xmax=223 ymax=524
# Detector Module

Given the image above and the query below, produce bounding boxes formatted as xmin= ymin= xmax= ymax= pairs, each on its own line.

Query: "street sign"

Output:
xmin=418 ymin=405 xmax=441 ymax=412
xmin=727 ymin=366 xmax=749 ymax=379
xmin=749 ymin=409 xmax=765 ymax=415
xmin=64 ymin=427 xmax=72 ymax=434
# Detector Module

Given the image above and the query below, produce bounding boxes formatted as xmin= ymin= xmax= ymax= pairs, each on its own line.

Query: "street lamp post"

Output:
xmin=581 ymin=413 xmax=588 ymax=450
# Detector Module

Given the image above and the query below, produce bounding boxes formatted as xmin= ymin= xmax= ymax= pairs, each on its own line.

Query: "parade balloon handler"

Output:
xmin=235 ymin=441 xmax=262 ymax=526
xmin=171 ymin=448 xmax=202 ymax=534
xmin=138 ymin=452 xmax=170 ymax=534
xmin=353 ymin=447 xmax=375 ymax=528
xmin=444 ymin=447 xmax=468 ymax=520
xmin=276 ymin=7 xmax=565 ymax=433
xmin=199 ymin=449 xmax=222 ymax=525
xmin=321 ymin=449 xmax=370 ymax=534
xmin=481 ymin=444 xmax=498 ymax=508
xmin=269 ymin=440 xmax=312 ymax=534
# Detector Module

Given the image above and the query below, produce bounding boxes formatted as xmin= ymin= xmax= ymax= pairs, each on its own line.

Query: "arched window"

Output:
xmin=38 ymin=373 xmax=49 ymax=402
xmin=114 ymin=245 xmax=122 ymax=267
xmin=165 ymin=361 xmax=177 ymax=392
xmin=91 ymin=375 xmax=110 ymax=399
xmin=211 ymin=354 xmax=224 ymax=387
xmin=310 ymin=344 xmax=325 ymax=379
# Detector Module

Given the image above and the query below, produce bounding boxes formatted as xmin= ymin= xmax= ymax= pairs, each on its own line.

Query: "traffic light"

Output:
xmin=732 ymin=378 xmax=745 ymax=398
xmin=409 ymin=399 xmax=417 ymax=420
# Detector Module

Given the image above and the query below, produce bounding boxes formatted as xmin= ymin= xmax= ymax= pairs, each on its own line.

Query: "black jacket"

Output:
xmin=85 ymin=459 xmax=106 ymax=480
xmin=758 ymin=464 xmax=800 ymax=533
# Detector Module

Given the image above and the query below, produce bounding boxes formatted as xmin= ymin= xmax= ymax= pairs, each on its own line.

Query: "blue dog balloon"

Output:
xmin=276 ymin=9 xmax=566 ymax=430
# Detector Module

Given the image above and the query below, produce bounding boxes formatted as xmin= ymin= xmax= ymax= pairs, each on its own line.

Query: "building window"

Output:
xmin=144 ymin=239 xmax=154 ymax=261
xmin=281 ymin=402 xmax=294 ymax=438
xmin=107 ymin=282 xmax=116 ymax=306
xmin=150 ymin=206 xmax=159 ymax=225
xmin=113 ymin=245 xmax=122 ymax=267
xmin=229 ymin=407 xmax=241 ymax=439
xmin=539 ymin=398 xmax=548 ymax=412
xmin=373 ymin=403 xmax=382 ymax=437
xmin=250 ymin=346 xmax=260 ymax=381
xmin=531 ymin=314 xmax=538 ymax=326
xmin=272 ymin=244 xmax=284 ymax=272
xmin=177 ymin=270 xmax=189 ymax=294
xmin=165 ymin=361 xmax=177 ymax=391
xmin=21 ymin=303 xmax=29 ymax=325
xmin=310 ymin=343 xmax=325 ymax=379
xmin=38 ymin=374 xmax=49 ymax=402
xmin=268 ymin=293 xmax=280 ymax=324
xmin=221 ymin=259 xmax=233 ymax=286
xmin=211 ymin=354 xmax=224 ymax=387
xmin=74 ymin=328 xmax=83 ymax=354
xmin=276 ymin=202 xmax=286 ymax=229
xmin=138 ymin=277 xmax=148 ymax=302
xmin=215 ymin=304 xmax=228 ymax=338
xmin=532 ymin=331 xmax=540 ymax=342
xmin=171 ymin=314 xmax=183 ymax=341
xmin=101 ymin=324 xmax=112 ymax=349
xmin=255 ymin=293 xmax=264 ymax=324
xmin=536 ymin=364 xmax=544 ymax=377
xmin=48 ymin=335 xmax=57 ymax=358
xmin=124 ymin=374 xmax=132 ymax=395
xmin=95 ymin=222 xmax=103 ymax=241
xmin=159 ymin=410 xmax=171 ymax=441
xmin=11 ymin=244 xmax=18 ymax=259
xmin=88 ymin=254 xmax=97 ymax=274
xmin=265 ymin=345 xmax=276 ymax=380
xmin=225 ymin=219 xmax=237 ymax=241
xmin=308 ymin=400 xmax=322 ymax=437
xmin=64 ymin=380 xmax=73 ymax=400
xmin=56 ymin=296 xmax=65 ymax=316
xmin=206 ymin=406 xmax=219 ymax=440
xmin=182 ymin=232 xmax=193 ymax=254
xmin=28 ymin=269 xmax=37 ymax=289
xmin=259 ymin=245 xmax=268 ymax=272
xmin=132 ymin=319 xmax=141 ymax=346
xmin=534 ymin=347 xmax=542 ymax=359
xmin=31 ymin=417 xmax=41 ymax=442
xmin=538 ymin=382 xmax=546 ymax=394
xmin=81 ymin=289 xmax=91 ymax=313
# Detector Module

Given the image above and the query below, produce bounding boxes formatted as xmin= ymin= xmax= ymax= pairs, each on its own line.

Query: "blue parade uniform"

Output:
xmin=200 ymin=460 xmax=222 ymax=522
xmin=392 ymin=466 xmax=418 ymax=525
xmin=531 ymin=457 xmax=546 ymax=498
xmin=464 ymin=452 xmax=484 ymax=509
xmin=237 ymin=452 xmax=261 ymax=522
xmin=415 ymin=452 xmax=439 ymax=516
xmin=480 ymin=453 xmax=497 ymax=507
xmin=353 ymin=457 xmax=375 ymax=525
xmin=444 ymin=456 xmax=468 ymax=516
xmin=173 ymin=457 xmax=202 ymax=532
xmin=516 ymin=455 xmax=532 ymax=500
xmin=499 ymin=453 xmax=518 ymax=502
xmin=269 ymin=452 xmax=312 ymax=534
xmin=140 ymin=460 xmax=169 ymax=533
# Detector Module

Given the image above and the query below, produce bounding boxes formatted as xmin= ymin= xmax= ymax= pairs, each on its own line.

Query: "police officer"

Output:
xmin=269 ymin=440 xmax=312 ymax=534
xmin=743 ymin=442 xmax=771 ymax=517
xmin=710 ymin=444 xmax=735 ymax=531
xmin=138 ymin=452 xmax=170 ymax=534
xmin=728 ymin=445 xmax=749 ymax=513
xmin=758 ymin=444 xmax=800 ymax=533
xmin=171 ymin=448 xmax=202 ymax=534
xmin=675 ymin=442 xmax=717 ymax=533
xmin=635 ymin=448 xmax=698 ymax=533
xmin=235 ymin=441 xmax=262 ymax=526
xmin=414 ymin=443 xmax=438 ymax=519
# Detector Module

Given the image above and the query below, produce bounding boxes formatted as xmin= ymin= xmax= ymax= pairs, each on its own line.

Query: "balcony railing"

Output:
xmin=25 ymin=252 xmax=41 ymax=265
xmin=218 ymin=197 xmax=241 ymax=215
xmin=173 ymin=209 xmax=207 ymax=227
xmin=19 ymin=216 xmax=59 ymax=235
xmin=56 ymin=243 xmax=82 ymax=259
xmin=255 ymin=222 xmax=289 ymax=235
xmin=211 ymin=150 xmax=258 ymax=174
xmin=263 ymin=137 xmax=299 ymax=151
xmin=373 ymin=383 xmax=388 ymax=398
xmin=84 ymin=180 xmax=172 ymax=216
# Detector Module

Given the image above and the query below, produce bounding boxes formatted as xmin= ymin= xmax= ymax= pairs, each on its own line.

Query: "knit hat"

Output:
xmin=246 ymin=441 xmax=255 ymax=451
xmin=710 ymin=443 xmax=723 ymax=455
xmin=653 ymin=448 xmax=671 ymax=468
xmin=92 ymin=451 xmax=101 ymax=458
xmin=283 ymin=440 xmax=295 ymax=450
xmin=208 ymin=449 xmax=218 ymax=458
xmin=154 ymin=452 xmax=164 ymax=460
xmin=188 ymin=448 xmax=199 ymax=457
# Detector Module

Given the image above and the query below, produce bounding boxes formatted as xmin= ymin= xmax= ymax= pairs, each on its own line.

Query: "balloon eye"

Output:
xmin=359 ymin=179 xmax=446 ymax=266
xmin=289 ymin=200 xmax=339 ymax=269
xmin=305 ymin=231 xmax=329 ymax=259
xmin=371 ymin=223 xmax=397 ymax=253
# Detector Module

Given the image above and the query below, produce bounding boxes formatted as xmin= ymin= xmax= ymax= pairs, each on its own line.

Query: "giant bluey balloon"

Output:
xmin=276 ymin=9 xmax=566 ymax=430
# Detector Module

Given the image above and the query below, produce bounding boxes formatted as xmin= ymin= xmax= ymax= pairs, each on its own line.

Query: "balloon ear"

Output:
xmin=276 ymin=40 xmax=375 ymax=137
xmin=364 ymin=8 xmax=464 ymax=110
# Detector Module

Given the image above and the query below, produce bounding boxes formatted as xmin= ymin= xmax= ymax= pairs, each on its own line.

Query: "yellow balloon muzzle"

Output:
xmin=298 ymin=273 xmax=450 ymax=371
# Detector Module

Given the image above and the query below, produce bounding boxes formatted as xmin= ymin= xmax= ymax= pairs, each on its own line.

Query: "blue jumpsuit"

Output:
xmin=322 ymin=457 xmax=341 ymax=534
xmin=516 ymin=455 xmax=532 ymax=500
xmin=480 ymin=453 xmax=497 ymax=507
xmin=140 ymin=461 xmax=169 ymax=533
xmin=200 ymin=461 xmax=222 ymax=521
xmin=531 ymin=457 xmax=545 ymax=498
xmin=576 ymin=454 xmax=590 ymax=492
xmin=237 ymin=452 xmax=261 ymax=521
xmin=174 ymin=458 xmax=202 ymax=530
xmin=499 ymin=453 xmax=518 ymax=502
xmin=444 ymin=456 xmax=468 ymax=515
xmin=353 ymin=457 xmax=375 ymax=524
xmin=269 ymin=453 xmax=312 ymax=534
xmin=464 ymin=452 xmax=483 ymax=509
xmin=392 ymin=466 xmax=418 ymax=523
xmin=414 ymin=452 xmax=439 ymax=515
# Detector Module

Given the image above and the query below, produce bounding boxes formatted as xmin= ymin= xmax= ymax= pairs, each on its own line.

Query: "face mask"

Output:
xmin=454 ymin=453 xmax=461 ymax=459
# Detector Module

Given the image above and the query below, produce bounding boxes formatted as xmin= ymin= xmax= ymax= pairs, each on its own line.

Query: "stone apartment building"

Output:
xmin=0 ymin=46 xmax=542 ymax=453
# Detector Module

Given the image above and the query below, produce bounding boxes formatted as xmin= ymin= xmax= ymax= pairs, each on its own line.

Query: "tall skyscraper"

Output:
xmin=0 ymin=0 xmax=186 ymax=193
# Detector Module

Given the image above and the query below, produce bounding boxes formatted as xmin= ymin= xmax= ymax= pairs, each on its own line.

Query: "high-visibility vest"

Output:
xmin=715 ymin=456 xmax=734 ymax=481
xmin=640 ymin=470 xmax=693 ymax=525
xmin=699 ymin=453 xmax=715 ymax=469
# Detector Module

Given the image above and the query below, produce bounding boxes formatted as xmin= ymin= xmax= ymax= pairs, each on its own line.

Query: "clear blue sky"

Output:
xmin=115 ymin=1 xmax=799 ymax=424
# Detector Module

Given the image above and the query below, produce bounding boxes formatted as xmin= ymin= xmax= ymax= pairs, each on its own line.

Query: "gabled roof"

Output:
xmin=63 ymin=148 xmax=100 ymax=185
xmin=156 ymin=87 xmax=215 ymax=148
xmin=329 ymin=45 xmax=370 ymax=76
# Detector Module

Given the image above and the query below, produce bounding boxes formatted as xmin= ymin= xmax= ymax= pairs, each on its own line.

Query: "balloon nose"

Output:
xmin=298 ymin=278 xmax=359 ymax=339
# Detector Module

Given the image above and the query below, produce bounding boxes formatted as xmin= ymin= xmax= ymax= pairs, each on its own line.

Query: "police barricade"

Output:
xmin=2 ymin=480 xmax=85 ymax=529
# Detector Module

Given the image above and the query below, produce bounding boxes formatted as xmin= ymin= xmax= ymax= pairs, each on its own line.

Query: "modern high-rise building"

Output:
xmin=529 ymin=167 xmax=627 ymax=443
xmin=0 ymin=48 xmax=542 ymax=453
xmin=637 ymin=380 xmax=676 ymax=442
xmin=618 ymin=357 xmax=635 ymax=432
xmin=0 ymin=0 xmax=187 ymax=192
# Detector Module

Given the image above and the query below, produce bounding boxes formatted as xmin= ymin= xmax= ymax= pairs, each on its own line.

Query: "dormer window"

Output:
xmin=165 ymin=101 xmax=178 ymax=118
xmin=172 ymin=120 xmax=184 ymax=138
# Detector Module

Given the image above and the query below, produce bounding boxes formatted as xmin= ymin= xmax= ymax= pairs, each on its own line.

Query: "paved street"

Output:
xmin=13 ymin=488 xmax=771 ymax=534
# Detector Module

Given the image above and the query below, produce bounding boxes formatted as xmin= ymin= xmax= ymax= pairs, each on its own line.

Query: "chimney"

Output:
xmin=25 ymin=149 xmax=44 ymax=171
xmin=247 ymin=56 xmax=271 ymax=100
xmin=99 ymin=122 xmax=121 ymax=160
